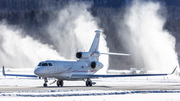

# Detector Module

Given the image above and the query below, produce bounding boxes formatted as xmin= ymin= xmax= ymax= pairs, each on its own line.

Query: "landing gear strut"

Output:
xmin=86 ymin=79 xmax=92 ymax=86
xmin=57 ymin=80 xmax=64 ymax=87
xmin=43 ymin=77 xmax=48 ymax=87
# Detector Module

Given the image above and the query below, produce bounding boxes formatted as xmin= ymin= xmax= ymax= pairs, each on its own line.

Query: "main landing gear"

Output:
xmin=86 ymin=79 xmax=92 ymax=86
xmin=43 ymin=78 xmax=94 ymax=87
xmin=86 ymin=79 xmax=96 ymax=86
xmin=57 ymin=80 xmax=64 ymax=87
xmin=43 ymin=77 xmax=48 ymax=87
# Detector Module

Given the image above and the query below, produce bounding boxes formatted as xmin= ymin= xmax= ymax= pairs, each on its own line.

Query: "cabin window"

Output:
xmin=48 ymin=63 xmax=53 ymax=66
xmin=42 ymin=63 xmax=48 ymax=66
xmin=37 ymin=63 xmax=42 ymax=66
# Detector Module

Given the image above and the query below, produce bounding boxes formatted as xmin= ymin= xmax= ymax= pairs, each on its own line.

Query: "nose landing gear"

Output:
xmin=43 ymin=77 xmax=48 ymax=87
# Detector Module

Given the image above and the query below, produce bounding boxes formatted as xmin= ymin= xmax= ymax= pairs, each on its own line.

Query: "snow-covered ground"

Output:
xmin=0 ymin=70 xmax=180 ymax=100
xmin=0 ymin=93 xmax=180 ymax=101
xmin=0 ymin=74 xmax=180 ymax=87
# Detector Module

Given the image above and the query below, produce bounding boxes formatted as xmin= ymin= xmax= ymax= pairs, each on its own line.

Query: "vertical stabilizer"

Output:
xmin=89 ymin=30 xmax=100 ymax=53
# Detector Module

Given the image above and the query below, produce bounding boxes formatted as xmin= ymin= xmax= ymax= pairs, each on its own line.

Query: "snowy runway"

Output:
xmin=1 ymin=84 xmax=180 ymax=92
xmin=0 ymin=75 xmax=180 ymax=100
xmin=0 ymin=89 xmax=180 ymax=97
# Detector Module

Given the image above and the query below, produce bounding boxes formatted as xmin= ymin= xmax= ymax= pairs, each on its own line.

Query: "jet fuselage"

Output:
xmin=34 ymin=60 xmax=103 ymax=80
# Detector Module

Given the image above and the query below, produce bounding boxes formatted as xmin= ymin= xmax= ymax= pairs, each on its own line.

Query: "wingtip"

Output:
xmin=2 ymin=66 xmax=5 ymax=75
xmin=170 ymin=66 xmax=178 ymax=75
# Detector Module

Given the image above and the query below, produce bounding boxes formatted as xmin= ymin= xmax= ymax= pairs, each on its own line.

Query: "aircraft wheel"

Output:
xmin=86 ymin=81 xmax=89 ymax=86
xmin=57 ymin=83 xmax=60 ymax=87
xmin=60 ymin=80 xmax=64 ymax=87
xmin=43 ymin=77 xmax=48 ymax=87
xmin=89 ymin=82 xmax=92 ymax=86
xmin=43 ymin=83 xmax=47 ymax=87
xmin=57 ymin=81 xmax=60 ymax=87
xmin=57 ymin=80 xmax=63 ymax=87
xmin=86 ymin=80 xmax=92 ymax=87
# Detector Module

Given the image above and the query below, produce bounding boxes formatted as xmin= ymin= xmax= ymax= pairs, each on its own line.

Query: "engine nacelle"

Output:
xmin=90 ymin=61 xmax=103 ymax=69
xmin=76 ymin=52 xmax=91 ymax=59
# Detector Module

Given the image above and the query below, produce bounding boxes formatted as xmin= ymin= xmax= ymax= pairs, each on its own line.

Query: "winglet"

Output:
xmin=170 ymin=66 xmax=177 ymax=75
xmin=2 ymin=66 xmax=5 ymax=76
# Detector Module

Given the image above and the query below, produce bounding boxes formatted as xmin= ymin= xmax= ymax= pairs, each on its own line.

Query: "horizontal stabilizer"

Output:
xmin=100 ymin=52 xmax=130 ymax=56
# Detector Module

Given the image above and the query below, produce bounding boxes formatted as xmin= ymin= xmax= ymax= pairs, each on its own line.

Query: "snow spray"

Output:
xmin=118 ymin=0 xmax=179 ymax=73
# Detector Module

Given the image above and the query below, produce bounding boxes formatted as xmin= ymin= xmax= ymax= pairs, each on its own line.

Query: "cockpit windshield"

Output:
xmin=38 ymin=63 xmax=42 ymax=66
xmin=37 ymin=62 xmax=53 ymax=66
xmin=42 ymin=63 xmax=48 ymax=66
xmin=48 ymin=63 xmax=53 ymax=66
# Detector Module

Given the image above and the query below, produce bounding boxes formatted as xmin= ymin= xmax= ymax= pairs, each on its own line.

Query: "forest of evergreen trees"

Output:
xmin=0 ymin=0 xmax=180 ymax=69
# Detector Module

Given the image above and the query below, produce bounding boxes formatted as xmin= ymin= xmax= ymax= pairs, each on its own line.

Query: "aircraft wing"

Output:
xmin=72 ymin=67 xmax=177 ymax=79
xmin=71 ymin=74 xmax=168 ymax=79
xmin=2 ymin=66 xmax=37 ymax=77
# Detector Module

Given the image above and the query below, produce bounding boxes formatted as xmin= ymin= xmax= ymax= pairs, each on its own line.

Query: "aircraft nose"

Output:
xmin=34 ymin=67 xmax=40 ymax=75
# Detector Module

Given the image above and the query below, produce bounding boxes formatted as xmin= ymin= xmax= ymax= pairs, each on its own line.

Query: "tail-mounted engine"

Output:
xmin=76 ymin=52 xmax=91 ymax=59
xmin=76 ymin=51 xmax=100 ymax=59
xmin=90 ymin=61 xmax=103 ymax=69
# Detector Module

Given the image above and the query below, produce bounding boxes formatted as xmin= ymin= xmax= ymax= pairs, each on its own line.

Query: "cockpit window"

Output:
xmin=48 ymin=63 xmax=53 ymax=66
xmin=42 ymin=63 xmax=48 ymax=66
xmin=37 ymin=62 xmax=53 ymax=66
xmin=38 ymin=63 xmax=42 ymax=66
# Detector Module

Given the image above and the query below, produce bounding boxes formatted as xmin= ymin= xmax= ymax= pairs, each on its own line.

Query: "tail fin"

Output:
xmin=89 ymin=30 xmax=100 ymax=53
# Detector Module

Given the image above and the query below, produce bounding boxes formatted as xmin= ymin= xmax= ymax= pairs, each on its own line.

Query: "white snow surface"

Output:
xmin=0 ymin=71 xmax=180 ymax=100
xmin=0 ymin=94 xmax=180 ymax=101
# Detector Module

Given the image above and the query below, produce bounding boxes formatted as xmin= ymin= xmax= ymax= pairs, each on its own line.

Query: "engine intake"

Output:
xmin=76 ymin=52 xmax=82 ymax=58
xmin=91 ymin=62 xmax=96 ymax=69
xmin=90 ymin=61 xmax=103 ymax=69
xmin=76 ymin=52 xmax=91 ymax=59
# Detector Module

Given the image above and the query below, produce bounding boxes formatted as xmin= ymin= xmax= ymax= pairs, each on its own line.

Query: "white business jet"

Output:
xmin=2 ymin=30 xmax=177 ymax=87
